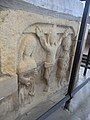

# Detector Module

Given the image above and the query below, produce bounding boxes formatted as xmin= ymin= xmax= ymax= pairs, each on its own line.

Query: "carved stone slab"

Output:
xmin=0 ymin=5 xmax=81 ymax=118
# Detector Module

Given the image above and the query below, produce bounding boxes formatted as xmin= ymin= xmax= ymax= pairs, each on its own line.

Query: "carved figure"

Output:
xmin=35 ymin=25 xmax=69 ymax=91
xmin=56 ymin=29 xmax=72 ymax=86
xmin=18 ymin=34 xmax=37 ymax=105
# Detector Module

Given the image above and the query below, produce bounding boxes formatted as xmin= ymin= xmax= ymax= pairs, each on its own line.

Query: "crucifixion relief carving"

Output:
xmin=35 ymin=25 xmax=72 ymax=91
xmin=17 ymin=23 xmax=75 ymax=105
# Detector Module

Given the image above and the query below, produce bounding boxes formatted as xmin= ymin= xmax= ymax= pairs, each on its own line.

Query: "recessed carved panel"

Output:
xmin=17 ymin=22 xmax=75 ymax=105
xmin=0 ymin=6 xmax=82 ymax=119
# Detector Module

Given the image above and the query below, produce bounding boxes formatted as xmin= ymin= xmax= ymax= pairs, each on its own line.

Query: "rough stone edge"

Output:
xmin=0 ymin=91 xmax=19 ymax=120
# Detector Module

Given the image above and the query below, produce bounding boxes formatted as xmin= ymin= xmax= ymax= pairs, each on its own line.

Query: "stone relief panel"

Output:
xmin=0 ymin=9 xmax=80 ymax=119
xmin=17 ymin=22 xmax=75 ymax=105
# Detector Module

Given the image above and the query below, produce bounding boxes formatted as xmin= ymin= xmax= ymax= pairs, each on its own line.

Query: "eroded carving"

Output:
xmin=35 ymin=25 xmax=71 ymax=91
xmin=56 ymin=28 xmax=73 ymax=86
xmin=17 ymin=34 xmax=38 ymax=105
xmin=17 ymin=22 xmax=75 ymax=96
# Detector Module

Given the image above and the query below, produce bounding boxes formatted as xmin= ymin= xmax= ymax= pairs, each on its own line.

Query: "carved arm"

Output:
xmin=57 ymin=28 xmax=71 ymax=47
xmin=35 ymin=26 xmax=50 ymax=52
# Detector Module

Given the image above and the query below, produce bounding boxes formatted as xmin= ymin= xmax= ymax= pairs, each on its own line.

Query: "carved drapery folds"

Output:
xmin=18 ymin=34 xmax=38 ymax=105
xmin=56 ymin=29 xmax=73 ymax=86
xmin=17 ymin=23 xmax=75 ymax=104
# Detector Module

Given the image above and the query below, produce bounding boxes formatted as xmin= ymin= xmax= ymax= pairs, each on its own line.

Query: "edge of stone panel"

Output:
xmin=0 ymin=0 xmax=81 ymax=22
xmin=0 ymin=74 xmax=18 ymax=100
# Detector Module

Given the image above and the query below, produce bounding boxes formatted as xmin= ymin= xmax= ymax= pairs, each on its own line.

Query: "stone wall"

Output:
xmin=0 ymin=0 xmax=83 ymax=120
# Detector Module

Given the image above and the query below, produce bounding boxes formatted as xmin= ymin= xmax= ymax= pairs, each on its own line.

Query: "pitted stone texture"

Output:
xmin=0 ymin=9 xmax=79 ymax=75
xmin=0 ymin=92 xmax=19 ymax=120
xmin=0 ymin=75 xmax=18 ymax=99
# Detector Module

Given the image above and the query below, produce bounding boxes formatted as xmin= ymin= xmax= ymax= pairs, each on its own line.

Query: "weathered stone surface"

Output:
xmin=0 ymin=0 xmax=85 ymax=120
xmin=0 ymin=8 xmax=79 ymax=118
xmin=0 ymin=9 xmax=79 ymax=75
xmin=0 ymin=75 xmax=18 ymax=99
xmin=0 ymin=92 xmax=19 ymax=120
